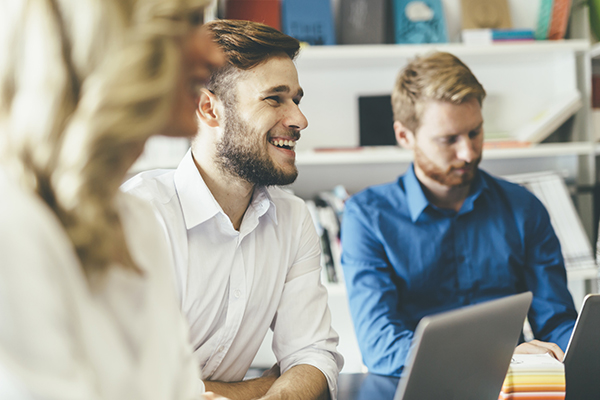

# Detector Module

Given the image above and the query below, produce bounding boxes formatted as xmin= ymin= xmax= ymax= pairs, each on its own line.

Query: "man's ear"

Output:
xmin=197 ymin=88 xmax=221 ymax=128
xmin=394 ymin=120 xmax=415 ymax=150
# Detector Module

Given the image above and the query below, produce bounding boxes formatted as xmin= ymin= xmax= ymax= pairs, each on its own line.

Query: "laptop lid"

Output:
xmin=564 ymin=293 xmax=600 ymax=400
xmin=394 ymin=292 xmax=533 ymax=400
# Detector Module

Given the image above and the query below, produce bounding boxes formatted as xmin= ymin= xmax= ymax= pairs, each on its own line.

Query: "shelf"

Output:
xmin=589 ymin=42 xmax=600 ymax=59
xmin=296 ymin=142 xmax=596 ymax=166
xmin=297 ymin=39 xmax=590 ymax=64
xmin=566 ymin=267 xmax=599 ymax=281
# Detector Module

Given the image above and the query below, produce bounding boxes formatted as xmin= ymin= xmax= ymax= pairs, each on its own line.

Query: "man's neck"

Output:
xmin=414 ymin=167 xmax=471 ymax=212
xmin=191 ymin=150 xmax=254 ymax=231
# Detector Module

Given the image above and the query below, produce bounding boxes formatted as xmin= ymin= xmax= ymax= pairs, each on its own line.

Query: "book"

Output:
xmin=392 ymin=0 xmax=448 ymax=44
xmin=504 ymin=171 xmax=597 ymax=273
xmin=225 ymin=0 xmax=281 ymax=30
xmin=535 ymin=0 xmax=554 ymax=40
xmin=462 ymin=28 xmax=535 ymax=45
xmin=510 ymin=91 xmax=581 ymax=143
xmin=338 ymin=0 xmax=394 ymax=44
xmin=461 ymin=0 xmax=512 ymax=29
xmin=281 ymin=0 xmax=336 ymax=45
xmin=306 ymin=199 xmax=338 ymax=283
xmin=547 ymin=0 xmax=572 ymax=40
xmin=498 ymin=354 xmax=565 ymax=399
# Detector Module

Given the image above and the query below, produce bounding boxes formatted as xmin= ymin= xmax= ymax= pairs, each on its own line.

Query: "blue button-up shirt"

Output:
xmin=341 ymin=165 xmax=577 ymax=377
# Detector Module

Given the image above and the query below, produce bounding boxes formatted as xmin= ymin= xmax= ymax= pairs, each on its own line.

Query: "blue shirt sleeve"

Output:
xmin=520 ymin=194 xmax=577 ymax=351
xmin=341 ymin=198 xmax=413 ymax=377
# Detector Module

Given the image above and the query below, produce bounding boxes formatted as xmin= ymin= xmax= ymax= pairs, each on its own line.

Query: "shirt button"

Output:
xmin=218 ymin=346 xmax=225 ymax=353
xmin=234 ymin=289 xmax=241 ymax=298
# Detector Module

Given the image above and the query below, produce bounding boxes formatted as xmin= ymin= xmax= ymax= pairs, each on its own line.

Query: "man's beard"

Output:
xmin=215 ymin=107 xmax=299 ymax=186
xmin=414 ymin=144 xmax=481 ymax=187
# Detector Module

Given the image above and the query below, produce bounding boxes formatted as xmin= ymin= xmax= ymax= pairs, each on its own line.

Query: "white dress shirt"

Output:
xmin=0 ymin=171 xmax=204 ymax=399
xmin=123 ymin=150 xmax=343 ymax=399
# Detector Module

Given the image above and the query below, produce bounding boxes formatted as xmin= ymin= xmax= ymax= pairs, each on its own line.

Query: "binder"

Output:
xmin=461 ymin=0 xmax=512 ymax=29
xmin=547 ymin=0 xmax=572 ymax=40
xmin=338 ymin=0 xmax=394 ymax=44
xmin=393 ymin=0 xmax=448 ymax=44
xmin=281 ymin=0 xmax=336 ymax=45
xmin=535 ymin=0 xmax=554 ymax=40
xmin=225 ymin=0 xmax=281 ymax=30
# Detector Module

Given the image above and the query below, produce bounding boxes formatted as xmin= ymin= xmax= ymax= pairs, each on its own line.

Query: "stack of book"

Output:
xmin=305 ymin=186 xmax=349 ymax=284
xmin=498 ymin=354 xmax=565 ymax=399
xmin=462 ymin=29 xmax=534 ymax=45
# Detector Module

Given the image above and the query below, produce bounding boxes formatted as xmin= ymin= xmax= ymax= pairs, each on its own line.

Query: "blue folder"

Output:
xmin=393 ymin=0 xmax=448 ymax=44
xmin=281 ymin=0 xmax=336 ymax=45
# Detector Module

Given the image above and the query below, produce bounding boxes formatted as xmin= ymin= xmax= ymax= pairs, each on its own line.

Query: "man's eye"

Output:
xmin=469 ymin=129 xmax=482 ymax=138
xmin=265 ymin=96 xmax=281 ymax=104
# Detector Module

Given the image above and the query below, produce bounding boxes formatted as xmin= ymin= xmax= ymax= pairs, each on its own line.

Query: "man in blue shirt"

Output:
xmin=340 ymin=52 xmax=577 ymax=377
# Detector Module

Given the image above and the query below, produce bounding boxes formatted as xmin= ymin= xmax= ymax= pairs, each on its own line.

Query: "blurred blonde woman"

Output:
xmin=0 ymin=0 xmax=226 ymax=399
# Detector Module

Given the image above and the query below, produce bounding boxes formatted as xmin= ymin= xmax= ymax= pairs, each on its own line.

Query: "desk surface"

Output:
xmin=338 ymin=373 xmax=399 ymax=400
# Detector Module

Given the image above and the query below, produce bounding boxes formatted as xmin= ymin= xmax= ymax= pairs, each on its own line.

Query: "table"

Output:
xmin=338 ymin=373 xmax=399 ymax=400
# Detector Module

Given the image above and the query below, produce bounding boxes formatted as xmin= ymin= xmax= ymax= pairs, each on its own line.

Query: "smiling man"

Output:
xmin=123 ymin=20 xmax=342 ymax=400
xmin=341 ymin=52 xmax=577 ymax=377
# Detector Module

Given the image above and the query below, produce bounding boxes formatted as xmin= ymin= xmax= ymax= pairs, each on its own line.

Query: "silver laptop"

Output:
xmin=394 ymin=292 xmax=533 ymax=400
xmin=564 ymin=293 xmax=600 ymax=400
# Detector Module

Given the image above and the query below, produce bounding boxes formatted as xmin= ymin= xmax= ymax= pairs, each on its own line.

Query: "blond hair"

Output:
xmin=391 ymin=52 xmax=486 ymax=133
xmin=0 ymin=0 xmax=210 ymax=279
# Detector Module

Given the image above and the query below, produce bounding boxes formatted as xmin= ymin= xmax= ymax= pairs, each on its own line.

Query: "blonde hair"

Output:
xmin=0 ymin=0 xmax=210 ymax=278
xmin=391 ymin=52 xmax=486 ymax=133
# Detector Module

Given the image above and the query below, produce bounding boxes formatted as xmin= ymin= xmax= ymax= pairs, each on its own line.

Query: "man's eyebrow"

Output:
xmin=472 ymin=122 xmax=484 ymax=131
xmin=262 ymin=85 xmax=304 ymax=97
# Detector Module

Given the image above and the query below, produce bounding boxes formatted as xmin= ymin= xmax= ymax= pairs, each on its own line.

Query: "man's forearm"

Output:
xmin=204 ymin=375 xmax=277 ymax=400
xmin=260 ymin=364 xmax=330 ymax=400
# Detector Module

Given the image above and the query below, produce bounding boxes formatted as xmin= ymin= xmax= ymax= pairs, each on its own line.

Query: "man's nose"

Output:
xmin=456 ymin=137 xmax=477 ymax=163
xmin=283 ymin=103 xmax=308 ymax=131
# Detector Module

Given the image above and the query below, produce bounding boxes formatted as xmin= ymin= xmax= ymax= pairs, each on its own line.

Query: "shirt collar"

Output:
xmin=402 ymin=164 xmax=488 ymax=222
xmin=459 ymin=168 xmax=487 ymax=215
xmin=174 ymin=149 xmax=221 ymax=230
xmin=248 ymin=186 xmax=278 ymax=226
xmin=174 ymin=149 xmax=278 ymax=230
xmin=403 ymin=164 xmax=430 ymax=222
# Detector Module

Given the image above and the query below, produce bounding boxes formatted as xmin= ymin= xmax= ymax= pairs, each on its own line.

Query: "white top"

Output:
xmin=0 ymin=171 xmax=205 ymax=399
xmin=123 ymin=150 xmax=343 ymax=399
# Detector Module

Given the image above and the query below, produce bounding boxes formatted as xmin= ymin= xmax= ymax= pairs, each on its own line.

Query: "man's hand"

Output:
xmin=515 ymin=339 xmax=565 ymax=361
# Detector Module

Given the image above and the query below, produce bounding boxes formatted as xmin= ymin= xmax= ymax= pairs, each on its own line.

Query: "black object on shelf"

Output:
xmin=358 ymin=94 xmax=396 ymax=146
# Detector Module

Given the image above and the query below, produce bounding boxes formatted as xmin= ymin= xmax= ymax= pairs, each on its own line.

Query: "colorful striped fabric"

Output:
xmin=498 ymin=354 xmax=565 ymax=400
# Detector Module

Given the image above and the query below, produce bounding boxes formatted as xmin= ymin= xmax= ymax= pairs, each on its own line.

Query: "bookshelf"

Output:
xmin=283 ymin=38 xmax=599 ymax=373
xmin=290 ymin=38 xmax=596 ymax=233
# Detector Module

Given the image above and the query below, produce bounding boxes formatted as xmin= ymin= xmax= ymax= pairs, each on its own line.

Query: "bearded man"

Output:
xmin=340 ymin=52 xmax=577 ymax=377
xmin=123 ymin=20 xmax=342 ymax=400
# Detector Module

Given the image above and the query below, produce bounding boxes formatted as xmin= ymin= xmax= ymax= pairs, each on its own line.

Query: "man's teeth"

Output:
xmin=270 ymin=139 xmax=296 ymax=149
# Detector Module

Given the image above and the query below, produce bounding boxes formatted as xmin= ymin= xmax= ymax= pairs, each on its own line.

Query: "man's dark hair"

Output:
xmin=204 ymin=19 xmax=301 ymax=103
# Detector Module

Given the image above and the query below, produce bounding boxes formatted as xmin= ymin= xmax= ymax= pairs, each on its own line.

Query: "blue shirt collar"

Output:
xmin=402 ymin=164 xmax=488 ymax=222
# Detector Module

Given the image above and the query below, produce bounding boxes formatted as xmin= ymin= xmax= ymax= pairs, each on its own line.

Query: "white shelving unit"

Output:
xmin=294 ymin=39 xmax=589 ymax=152
xmin=282 ymin=38 xmax=600 ymax=373
xmin=295 ymin=141 xmax=596 ymax=166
